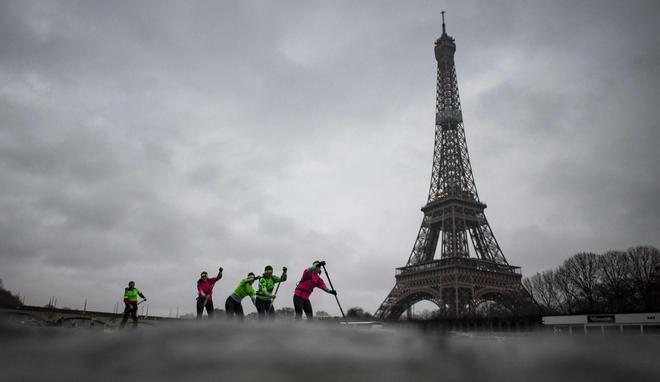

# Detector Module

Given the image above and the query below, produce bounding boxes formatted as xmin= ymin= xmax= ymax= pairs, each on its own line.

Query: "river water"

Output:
xmin=1 ymin=318 xmax=658 ymax=382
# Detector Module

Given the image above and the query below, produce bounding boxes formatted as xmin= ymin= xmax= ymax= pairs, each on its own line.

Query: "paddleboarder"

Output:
xmin=120 ymin=281 xmax=146 ymax=328
xmin=225 ymin=272 xmax=259 ymax=320
xmin=255 ymin=265 xmax=287 ymax=319
xmin=293 ymin=261 xmax=336 ymax=320
xmin=197 ymin=268 xmax=223 ymax=319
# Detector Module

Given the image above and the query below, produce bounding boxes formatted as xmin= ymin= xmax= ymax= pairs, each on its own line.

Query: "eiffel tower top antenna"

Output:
xmin=441 ymin=11 xmax=446 ymax=34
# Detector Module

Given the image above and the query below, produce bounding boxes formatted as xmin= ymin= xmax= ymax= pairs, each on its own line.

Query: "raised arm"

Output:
xmin=278 ymin=267 xmax=288 ymax=282
xmin=209 ymin=267 xmax=223 ymax=286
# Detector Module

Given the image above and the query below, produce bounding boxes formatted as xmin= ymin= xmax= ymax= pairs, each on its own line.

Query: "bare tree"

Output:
xmin=557 ymin=252 xmax=601 ymax=312
xmin=527 ymin=246 xmax=660 ymax=315
xmin=554 ymin=266 xmax=579 ymax=313
xmin=626 ymin=246 xmax=660 ymax=310
xmin=598 ymin=250 xmax=631 ymax=313
xmin=523 ymin=270 xmax=562 ymax=314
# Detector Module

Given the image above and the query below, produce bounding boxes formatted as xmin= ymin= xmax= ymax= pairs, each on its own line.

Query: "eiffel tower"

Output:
xmin=375 ymin=13 xmax=534 ymax=320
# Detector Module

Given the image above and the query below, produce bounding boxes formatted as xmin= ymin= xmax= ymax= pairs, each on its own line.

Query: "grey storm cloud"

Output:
xmin=1 ymin=0 xmax=659 ymax=316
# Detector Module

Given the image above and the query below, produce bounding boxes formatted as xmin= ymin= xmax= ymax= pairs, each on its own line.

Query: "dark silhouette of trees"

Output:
xmin=558 ymin=252 xmax=600 ymax=312
xmin=346 ymin=307 xmax=373 ymax=319
xmin=275 ymin=307 xmax=295 ymax=319
xmin=598 ymin=250 xmax=630 ymax=312
xmin=522 ymin=270 xmax=561 ymax=314
xmin=0 ymin=279 xmax=23 ymax=306
xmin=523 ymin=246 xmax=660 ymax=314
xmin=626 ymin=246 xmax=659 ymax=310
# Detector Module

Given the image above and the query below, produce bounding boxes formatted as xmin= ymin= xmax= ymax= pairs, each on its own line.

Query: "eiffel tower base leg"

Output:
xmin=375 ymin=259 xmax=538 ymax=320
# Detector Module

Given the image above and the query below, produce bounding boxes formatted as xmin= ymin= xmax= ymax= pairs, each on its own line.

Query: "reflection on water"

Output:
xmin=0 ymin=317 xmax=659 ymax=382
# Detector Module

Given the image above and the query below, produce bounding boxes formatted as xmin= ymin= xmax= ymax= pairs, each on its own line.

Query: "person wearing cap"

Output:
xmin=293 ymin=261 xmax=336 ymax=320
xmin=225 ymin=272 xmax=260 ymax=320
xmin=120 ymin=281 xmax=146 ymax=328
xmin=255 ymin=265 xmax=287 ymax=319
xmin=197 ymin=267 xmax=223 ymax=319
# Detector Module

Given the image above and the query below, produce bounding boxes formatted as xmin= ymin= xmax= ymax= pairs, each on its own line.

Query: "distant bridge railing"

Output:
xmin=0 ymin=304 xmax=178 ymax=322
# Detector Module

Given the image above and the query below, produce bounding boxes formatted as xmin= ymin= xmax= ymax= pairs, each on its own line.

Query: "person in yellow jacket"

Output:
xmin=255 ymin=265 xmax=287 ymax=319
xmin=224 ymin=273 xmax=259 ymax=320
xmin=120 ymin=281 xmax=146 ymax=328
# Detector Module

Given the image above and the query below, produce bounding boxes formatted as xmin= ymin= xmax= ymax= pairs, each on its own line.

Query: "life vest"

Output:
xmin=124 ymin=287 xmax=142 ymax=302
xmin=256 ymin=274 xmax=286 ymax=301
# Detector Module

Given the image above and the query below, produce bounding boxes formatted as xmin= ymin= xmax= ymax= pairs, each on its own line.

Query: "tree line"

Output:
xmin=522 ymin=245 xmax=660 ymax=315
xmin=0 ymin=279 xmax=23 ymax=306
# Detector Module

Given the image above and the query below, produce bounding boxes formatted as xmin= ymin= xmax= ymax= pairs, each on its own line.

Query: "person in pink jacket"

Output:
xmin=293 ymin=260 xmax=336 ymax=320
xmin=197 ymin=267 xmax=223 ymax=319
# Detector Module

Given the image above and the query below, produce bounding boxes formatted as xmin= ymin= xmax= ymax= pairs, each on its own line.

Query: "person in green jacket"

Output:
xmin=255 ymin=265 xmax=287 ymax=319
xmin=225 ymin=272 xmax=259 ymax=320
xmin=120 ymin=281 xmax=146 ymax=329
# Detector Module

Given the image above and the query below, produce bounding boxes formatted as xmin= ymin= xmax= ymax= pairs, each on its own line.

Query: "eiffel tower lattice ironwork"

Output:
xmin=375 ymin=14 xmax=534 ymax=320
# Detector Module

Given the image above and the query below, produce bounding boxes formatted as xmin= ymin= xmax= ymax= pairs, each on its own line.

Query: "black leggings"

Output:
xmin=225 ymin=296 xmax=244 ymax=319
xmin=196 ymin=298 xmax=214 ymax=319
xmin=255 ymin=298 xmax=275 ymax=319
xmin=120 ymin=304 xmax=138 ymax=328
xmin=293 ymin=295 xmax=313 ymax=320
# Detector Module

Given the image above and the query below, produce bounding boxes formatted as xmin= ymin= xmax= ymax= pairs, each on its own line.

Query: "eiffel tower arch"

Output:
xmin=375 ymin=14 xmax=536 ymax=320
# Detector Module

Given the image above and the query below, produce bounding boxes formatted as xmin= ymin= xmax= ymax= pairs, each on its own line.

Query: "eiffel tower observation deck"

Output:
xmin=375 ymin=13 xmax=536 ymax=320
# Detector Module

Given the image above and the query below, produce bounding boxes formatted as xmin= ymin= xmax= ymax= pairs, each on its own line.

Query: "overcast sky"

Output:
xmin=1 ymin=0 xmax=659 ymax=317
